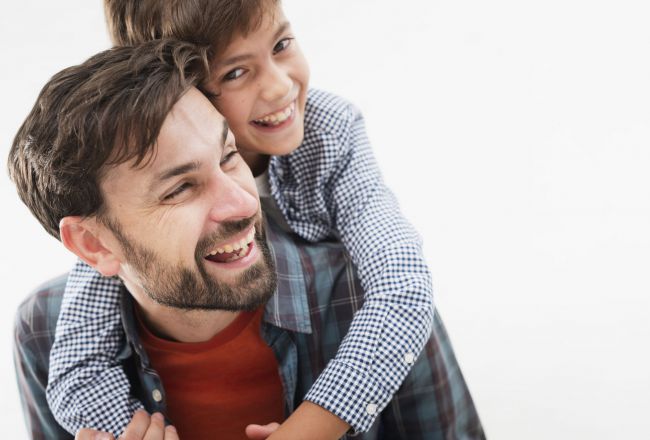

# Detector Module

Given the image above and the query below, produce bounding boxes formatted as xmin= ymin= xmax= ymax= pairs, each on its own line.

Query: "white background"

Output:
xmin=1 ymin=1 xmax=649 ymax=438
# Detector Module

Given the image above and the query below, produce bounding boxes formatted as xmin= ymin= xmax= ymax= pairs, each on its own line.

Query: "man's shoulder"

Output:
xmin=304 ymin=88 xmax=360 ymax=137
xmin=15 ymin=273 xmax=67 ymax=344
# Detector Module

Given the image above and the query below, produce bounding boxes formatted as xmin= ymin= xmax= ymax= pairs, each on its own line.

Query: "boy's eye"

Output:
xmin=223 ymin=68 xmax=246 ymax=81
xmin=163 ymin=182 xmax=192 ymax=201
xmin=273 ymin=38 xmax=293 ymax=55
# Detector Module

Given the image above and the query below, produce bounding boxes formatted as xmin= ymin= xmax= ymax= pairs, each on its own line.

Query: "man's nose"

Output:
xmin=207 ymin=175 xmax=258 ymax=223
xmin=259 ymin=61 xmax=293 ymax=103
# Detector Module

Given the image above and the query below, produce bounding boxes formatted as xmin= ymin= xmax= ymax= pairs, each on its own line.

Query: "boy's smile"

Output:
xmin=252 ymin=101 xmax=296 ymax=128
xmin=205 ymin=4 xmax=310 ymax=174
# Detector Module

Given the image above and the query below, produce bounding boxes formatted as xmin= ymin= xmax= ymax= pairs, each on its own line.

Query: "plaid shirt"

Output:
xmin=46 ymin=89 xmax=437 ymax=434
xmin=14 ymin=218 xmax=485 ymax=439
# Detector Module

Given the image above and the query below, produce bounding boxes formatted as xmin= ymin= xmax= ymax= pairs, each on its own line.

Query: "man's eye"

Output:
xmin=223 ymin=68 xmax=246 ymax=81
xmin=221 ymin=149 xmax=240 ymax=165
xmin=273 ymin=38 xmax=293 ymax=55
xmin=163 ymin=182 xmax=192 ymax=201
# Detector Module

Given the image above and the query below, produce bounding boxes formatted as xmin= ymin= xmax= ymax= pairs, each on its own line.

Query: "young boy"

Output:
xmin=47 ymin=1 xmax=435 ymax=438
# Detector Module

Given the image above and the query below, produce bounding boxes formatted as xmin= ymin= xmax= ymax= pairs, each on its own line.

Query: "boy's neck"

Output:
xmin=241 ymin=151 xmax=270 ymax=177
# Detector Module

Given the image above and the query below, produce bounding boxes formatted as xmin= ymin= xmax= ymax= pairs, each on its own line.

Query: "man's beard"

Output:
xmin=103 ymin=214 xmax=277 ymax=312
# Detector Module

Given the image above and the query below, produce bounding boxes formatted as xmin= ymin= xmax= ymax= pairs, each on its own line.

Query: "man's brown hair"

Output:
xmin=105 ymin=0 xmax=278 ymax=57
xmin=8 ymin=39 xmax=210 ymax=240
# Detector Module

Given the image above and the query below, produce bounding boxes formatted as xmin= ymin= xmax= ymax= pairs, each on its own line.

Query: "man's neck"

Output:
xmin=126 ymin=283 xmax=239 ymax=343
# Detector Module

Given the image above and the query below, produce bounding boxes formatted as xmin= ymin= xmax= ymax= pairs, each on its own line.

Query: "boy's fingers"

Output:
xmin=121 ymin=410 xmax=151 ymax=439
xmin=75 ymin=428 xmax=114 ymax=440
xmin=245 ymin=422 xmax=281 ymax=439
xmin=142 ymin=412 xmax=165 ymax=440
xmin=164 ymin=425 xmax=179 ymax=440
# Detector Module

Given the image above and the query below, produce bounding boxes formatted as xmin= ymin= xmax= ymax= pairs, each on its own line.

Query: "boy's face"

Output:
xmin=204 ymin=4 xmax=310 ymax=162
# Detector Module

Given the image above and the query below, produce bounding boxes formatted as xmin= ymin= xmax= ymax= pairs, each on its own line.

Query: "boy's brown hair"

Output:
xmin=105 ymin=0 xmax=278 ymax=57
xmin=8 ymin=39 xmax=210 ymax=240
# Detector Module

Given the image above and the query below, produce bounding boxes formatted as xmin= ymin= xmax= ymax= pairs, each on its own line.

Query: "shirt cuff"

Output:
xmin=303 ymin=359 xmax=391 ymax=434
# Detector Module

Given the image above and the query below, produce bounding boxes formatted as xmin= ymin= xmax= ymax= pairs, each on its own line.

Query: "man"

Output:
xmin=10 ymin=40 xmax=484 ymax=439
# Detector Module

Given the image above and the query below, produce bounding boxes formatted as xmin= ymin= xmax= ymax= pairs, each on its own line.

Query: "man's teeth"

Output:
xmin=207 ymin=227 xmax=256 ymax=257
xmin=254 ymin=102 xmax=294 ymax=126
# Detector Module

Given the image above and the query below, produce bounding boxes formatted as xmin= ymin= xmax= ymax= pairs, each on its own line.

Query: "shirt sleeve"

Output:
xmin=275 ymin=94 xmax=435 ymax=432
xmin=46 ymin=260 xmax=143 ymax=436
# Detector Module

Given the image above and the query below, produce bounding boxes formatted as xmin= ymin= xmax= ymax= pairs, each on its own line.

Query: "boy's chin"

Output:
xmin=248 ymin=135 xmax=305 ymax=157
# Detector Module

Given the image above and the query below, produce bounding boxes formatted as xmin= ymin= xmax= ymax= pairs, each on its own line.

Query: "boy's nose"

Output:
xmin=207 ymin=174 xmax=259 ymax=224
xmin=259 ymin=62 xmax=293 ymax=103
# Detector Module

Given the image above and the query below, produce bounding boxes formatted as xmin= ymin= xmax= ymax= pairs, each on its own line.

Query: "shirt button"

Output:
xmin=366 ymin=403 xmax=378 ymax=415
xmin=404 ymin=352 xmax=416 ymax=365
xmin=152 ymin=389 xmax=163 ymax=402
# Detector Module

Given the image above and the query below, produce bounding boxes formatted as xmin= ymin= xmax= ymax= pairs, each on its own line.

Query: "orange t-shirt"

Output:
xmin=137 ymin=308 xmax=285 ymax=440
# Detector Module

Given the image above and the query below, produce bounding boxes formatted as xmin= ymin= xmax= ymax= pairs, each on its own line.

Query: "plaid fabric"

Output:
xmin=14 ymin=218 xmax=484 ymax=440
xmin=14 ymin=219 xmax=484 ymax=439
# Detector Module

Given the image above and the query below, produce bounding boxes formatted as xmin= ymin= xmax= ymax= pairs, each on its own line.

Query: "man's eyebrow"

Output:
xmin=154 ymin=161 xmax=201 ymax=184
xmin=221 ymin=119 xmax=230 ymax=147
xmin=217 ymin=21 xmax=291 ymax=68
xmin=151 ymin=120 xmax=229 ymax=191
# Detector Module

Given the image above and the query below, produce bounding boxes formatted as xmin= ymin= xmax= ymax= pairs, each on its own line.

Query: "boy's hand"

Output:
xmin=245 ymin=422 xmax=281 ymax=439
xmin=248 ymin=401 xmax=350 ymax=440
xmin=75 ymin=411 xmax=179 ymax=440
xmin=75 ymin=429 xmax=114 ymax=440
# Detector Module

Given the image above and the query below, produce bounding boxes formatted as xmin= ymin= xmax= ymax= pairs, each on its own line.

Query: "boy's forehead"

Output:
xmin=215 ymin=2 xmax=286 ymax=58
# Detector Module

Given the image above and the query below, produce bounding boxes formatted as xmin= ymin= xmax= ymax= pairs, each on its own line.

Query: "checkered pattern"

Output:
xmin=15 ymin=218 xmax=484 ymax=439
xmin=269 ymin=89 xmax=435 ymax=431
xmin=46 ymin=266 xmax=142 ymax=435
xmin=45 ymin=88 xmax=435 ymax=435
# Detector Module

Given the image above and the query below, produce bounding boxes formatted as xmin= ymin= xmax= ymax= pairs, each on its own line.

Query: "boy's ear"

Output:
xmin=59 ymin=216 xmax=121 ymax=277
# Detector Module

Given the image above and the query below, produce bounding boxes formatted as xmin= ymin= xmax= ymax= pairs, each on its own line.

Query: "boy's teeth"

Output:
xmin=255 ymin=103 xmax=294 ymax=126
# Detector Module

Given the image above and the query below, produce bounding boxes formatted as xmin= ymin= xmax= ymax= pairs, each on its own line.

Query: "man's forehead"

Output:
xmin=104 ymin=89 xmax=228 ymax=190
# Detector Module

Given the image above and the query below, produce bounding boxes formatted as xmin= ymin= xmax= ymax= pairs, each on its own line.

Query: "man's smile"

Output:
xmin=204 ymin=226 xmax=257 ymax=264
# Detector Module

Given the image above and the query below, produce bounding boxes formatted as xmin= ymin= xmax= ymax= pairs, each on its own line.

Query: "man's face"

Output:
xmin=204 ymin=3 xmax=310 ymax=159
xmin=98 ymin=88 xmax=276 ymax=311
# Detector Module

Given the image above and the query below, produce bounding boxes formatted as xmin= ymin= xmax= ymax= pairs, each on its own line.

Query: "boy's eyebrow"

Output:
xmin=272 ymin=21 xmax=291 ymax=43
xmin=217 ymin=21 xmax=291 ymax=68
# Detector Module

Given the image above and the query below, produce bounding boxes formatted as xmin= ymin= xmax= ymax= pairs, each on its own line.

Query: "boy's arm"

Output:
xmin=316 ymin=108 xmax=434 ymax=431
xmin=47 ymin=260 xmax=143 ymax=437
xmin=270 ymin=95 xmax=435 ymax=434
xmin=262 ymin=402 xmax=349 ymax=440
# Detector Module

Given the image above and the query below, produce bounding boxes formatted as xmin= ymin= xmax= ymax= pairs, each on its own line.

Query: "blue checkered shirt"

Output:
xmin=15 ymin=218 xmax=484 ymax=439
xmin=46 ymin=89 xmax=436 ymax=435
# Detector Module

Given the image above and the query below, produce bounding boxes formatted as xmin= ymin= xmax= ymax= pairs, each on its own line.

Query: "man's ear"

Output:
xmin=59 ymin=216 xmax=121 ymax=277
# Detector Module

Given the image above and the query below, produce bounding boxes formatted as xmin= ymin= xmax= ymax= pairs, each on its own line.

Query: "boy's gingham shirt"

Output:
xmin=17 ymin=218 xmax=484 ymax=439
xmin=46 ymin=89 xmax=436 ymax=434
